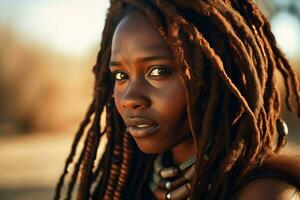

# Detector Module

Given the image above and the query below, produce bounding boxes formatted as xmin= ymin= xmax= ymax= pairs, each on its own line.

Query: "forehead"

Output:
xmin=111 ymin=12 xmax=172 ymax=58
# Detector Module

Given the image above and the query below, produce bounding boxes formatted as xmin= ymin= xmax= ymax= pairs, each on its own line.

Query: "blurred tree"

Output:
xmin=256 ymin=0 xmax=300 ymax=19
xmin=0 ymin=26 xmax=93 ymax=134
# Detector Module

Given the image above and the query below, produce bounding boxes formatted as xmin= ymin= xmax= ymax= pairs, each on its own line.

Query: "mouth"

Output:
xmin=125 ymin=117 xmax=160 ymax=138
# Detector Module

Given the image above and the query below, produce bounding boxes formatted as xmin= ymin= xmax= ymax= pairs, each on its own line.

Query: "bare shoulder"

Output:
xmin=237 ymin=177 xmax=300 ymax=200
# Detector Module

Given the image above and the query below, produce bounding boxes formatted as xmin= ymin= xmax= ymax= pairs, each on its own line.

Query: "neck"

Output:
xmin=171 ymin=135 xmax=196 ymax=165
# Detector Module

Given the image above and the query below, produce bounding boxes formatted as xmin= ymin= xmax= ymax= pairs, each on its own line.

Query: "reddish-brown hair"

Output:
xmin=54 ymin=0 xmax=300 ymax=199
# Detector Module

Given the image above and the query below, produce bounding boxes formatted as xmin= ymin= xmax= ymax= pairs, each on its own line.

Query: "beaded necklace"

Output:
xmin=149 ymin=154 xmax=197 ymax=200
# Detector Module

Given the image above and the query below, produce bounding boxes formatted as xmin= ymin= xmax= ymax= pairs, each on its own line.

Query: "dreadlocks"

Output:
xmin=54 ymin=0 xmax=300 ymax=199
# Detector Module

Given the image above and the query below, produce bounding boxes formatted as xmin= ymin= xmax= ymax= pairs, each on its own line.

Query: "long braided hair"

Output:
xmin=54 ymin=0 xmax=300 ymax=199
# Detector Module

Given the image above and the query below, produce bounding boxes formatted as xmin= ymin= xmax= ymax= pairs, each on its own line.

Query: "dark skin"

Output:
xmin=237 ymin=177 xmax=299 ymax=200
xmin=110 ymin=11 xmax=195 ymax=164
xmin=109 ymin=11 xmax=299 ymax=199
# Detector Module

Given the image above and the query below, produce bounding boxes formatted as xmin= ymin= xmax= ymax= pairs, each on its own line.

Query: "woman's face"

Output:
xmin=110 ymin=11 xmax=191 ymax=154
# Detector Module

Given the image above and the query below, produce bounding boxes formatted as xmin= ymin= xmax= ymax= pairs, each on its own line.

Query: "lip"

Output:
xmin=125 ymin=117 xmax=159 ymax=138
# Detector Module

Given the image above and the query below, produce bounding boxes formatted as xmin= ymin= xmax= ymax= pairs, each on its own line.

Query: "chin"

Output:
xmin=134 ymin=139 xmax=168 ymax=154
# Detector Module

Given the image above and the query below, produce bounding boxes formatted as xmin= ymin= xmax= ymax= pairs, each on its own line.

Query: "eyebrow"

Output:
xmin=109 ymin=55 xmax=172 ymax=67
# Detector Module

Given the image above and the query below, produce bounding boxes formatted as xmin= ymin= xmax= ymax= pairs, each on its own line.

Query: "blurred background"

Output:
xmin=0 ymin=0 xmax=299 ymax=199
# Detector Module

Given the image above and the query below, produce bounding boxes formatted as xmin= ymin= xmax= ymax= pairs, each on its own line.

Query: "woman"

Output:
xmin=55 ymin=0 xmax=300 ymax=199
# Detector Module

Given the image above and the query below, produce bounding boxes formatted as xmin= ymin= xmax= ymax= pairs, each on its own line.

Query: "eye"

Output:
xmin=112 ymin=71 xmax=128 ymax=81
xmin=148 ymin=66 xmax=171 ymax=79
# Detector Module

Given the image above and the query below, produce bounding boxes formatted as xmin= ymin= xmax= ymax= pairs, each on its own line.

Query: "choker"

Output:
xmin=149 ymin=154 xmax=197 ymax=200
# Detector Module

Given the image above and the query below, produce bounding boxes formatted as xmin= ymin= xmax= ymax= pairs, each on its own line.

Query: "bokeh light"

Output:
xmin=0 ymin=0 xmax=109 ymax=56
xmin=271 ymin=11 xmax=300 ymax=58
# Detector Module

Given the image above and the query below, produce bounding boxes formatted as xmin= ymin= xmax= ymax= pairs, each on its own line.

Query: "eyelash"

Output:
xmin=111 ymin=66 xmax=171 ymax=81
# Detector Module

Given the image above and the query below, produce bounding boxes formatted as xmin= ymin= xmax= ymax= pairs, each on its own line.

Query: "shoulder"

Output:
xmin=237 ymin=151 xmax=300 ymax=200
xmin=237 ymin=177 xmax=299 ymax=200
xmin=259 ymin=151 xmax=300 ymax=188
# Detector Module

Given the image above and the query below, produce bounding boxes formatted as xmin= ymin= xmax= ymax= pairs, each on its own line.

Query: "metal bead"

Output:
xmin=165 ymin=181 xmax=171 ymax=190
xmin=276 ymin=119 xmax=288 ymax=136
xmin=160 ymin=167 xmax=179 ymax=178
xmin=163 ymin=175 xmax=188 ymax=190
xmin=166 ymin=192 xmax=171 ymax=200
xmin=165 ymin=183 xmax=190 ymax=200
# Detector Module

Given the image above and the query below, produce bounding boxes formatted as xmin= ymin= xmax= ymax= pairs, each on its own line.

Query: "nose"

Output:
xmin=121 ymin=80 xmax=151 ymax=110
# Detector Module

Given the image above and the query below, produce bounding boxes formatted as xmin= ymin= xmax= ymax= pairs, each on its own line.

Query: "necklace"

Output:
xmin=149 ymin=153 xmax=197 ymax=200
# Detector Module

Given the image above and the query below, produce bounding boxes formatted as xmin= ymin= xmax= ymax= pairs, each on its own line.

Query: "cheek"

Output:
xmin=154 ymin=79 xmax=187 ymax=123
xmin=113 ymin=88 xmax=125 ymax=117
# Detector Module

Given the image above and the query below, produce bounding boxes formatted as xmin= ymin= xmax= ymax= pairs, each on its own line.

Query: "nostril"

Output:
xmin=121 ymin=94 xmax=150 ymax=110
xmin=133 ymin=104 xmax=147 ymax=109
xmin=122 ymin=101 xmax=149 ymax=110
